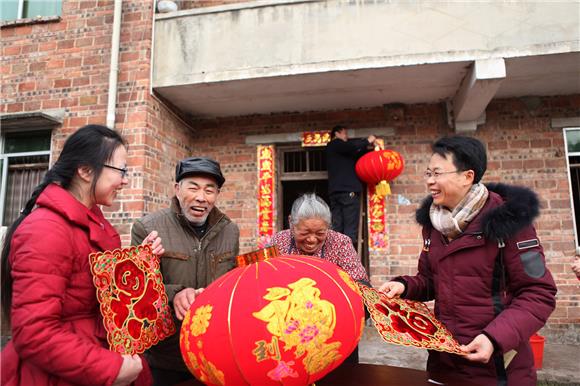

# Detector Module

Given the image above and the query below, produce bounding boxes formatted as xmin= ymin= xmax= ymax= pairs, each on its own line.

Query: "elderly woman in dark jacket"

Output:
xmin=380 ymin=136 xmax=557 ymax=386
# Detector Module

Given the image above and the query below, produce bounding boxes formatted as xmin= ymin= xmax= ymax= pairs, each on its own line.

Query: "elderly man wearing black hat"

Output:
xmin=131 ymin=157 xmax=239 ymax=386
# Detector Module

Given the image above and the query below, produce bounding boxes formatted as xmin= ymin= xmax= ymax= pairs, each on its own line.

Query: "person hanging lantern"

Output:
xmin=355 ymin=148 xmax=404 ymax=197
xmin=180 ymin=255 xmax=365 ymax=386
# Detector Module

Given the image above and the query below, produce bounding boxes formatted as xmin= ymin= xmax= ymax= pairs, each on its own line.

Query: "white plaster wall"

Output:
xmin=153 ymin=0 xmax=580 ymax=87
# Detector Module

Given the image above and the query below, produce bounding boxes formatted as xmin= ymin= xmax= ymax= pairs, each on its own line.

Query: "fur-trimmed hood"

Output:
xmin=415 ymin=183 xmax=540 ymax=242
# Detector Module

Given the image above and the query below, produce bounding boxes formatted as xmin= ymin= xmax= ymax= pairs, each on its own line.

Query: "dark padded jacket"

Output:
xmin=131 ymin=198 xmax=239 ymax=372
xmin=326 ymin=137 xmax=372 ymax=194
xmin=396 ymin=183 xmax=557 ymax=386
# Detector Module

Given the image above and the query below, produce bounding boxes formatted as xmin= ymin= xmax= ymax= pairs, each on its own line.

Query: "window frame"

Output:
xmin=1 ymin=0 xmax=61 ymax=22
xmin=564 ymin=127 xmax=580 ymax=248
xmin=0 ymin=131 xmax=52 ymax=227
xmin=278 ymin=145 xmax=328 ymax=181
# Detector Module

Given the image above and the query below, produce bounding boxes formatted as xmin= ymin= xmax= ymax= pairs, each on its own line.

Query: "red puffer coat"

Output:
xmin=1 ymin=184 xmax=151 ymax=386
xmin=396 ymin=183 xmax=557 ymax=386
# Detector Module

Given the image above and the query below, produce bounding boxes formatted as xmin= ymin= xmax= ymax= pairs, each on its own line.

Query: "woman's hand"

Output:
xmin=379 ymin=281 xmax=405 ymax=298
xmin=112 ymin=354 xmax=143 ymax=386
xmin=142 ymin=230 xmax=165 ymax=255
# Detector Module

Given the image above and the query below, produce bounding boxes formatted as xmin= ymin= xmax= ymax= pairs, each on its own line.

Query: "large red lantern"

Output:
xmin=355 ymin=149 xmax=404 ymax=197
xmin=180 ymin=255 xmax=365 ymax=386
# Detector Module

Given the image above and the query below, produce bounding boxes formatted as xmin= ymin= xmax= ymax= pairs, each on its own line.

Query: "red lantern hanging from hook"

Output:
xmin=355 ymin=148 xmax=404 ymax=197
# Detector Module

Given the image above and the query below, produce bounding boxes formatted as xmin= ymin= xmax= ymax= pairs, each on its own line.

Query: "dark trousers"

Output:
xmin=330 ymin=191 xmax=360 ymax=246
xmin=150 ymin=367 xmax=193 ymax=386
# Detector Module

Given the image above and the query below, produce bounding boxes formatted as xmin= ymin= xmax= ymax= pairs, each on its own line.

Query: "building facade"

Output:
xmin=1 ymin=0 xmax=579 ymax=342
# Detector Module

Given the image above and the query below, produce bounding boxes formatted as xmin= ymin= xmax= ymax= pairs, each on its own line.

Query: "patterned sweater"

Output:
xmin=271 ymin=229 xmax=369 ymax=282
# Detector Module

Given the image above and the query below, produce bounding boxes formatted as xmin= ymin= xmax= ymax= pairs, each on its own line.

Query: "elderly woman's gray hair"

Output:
xmin=289 ymin=193 xmax=331 ymax=227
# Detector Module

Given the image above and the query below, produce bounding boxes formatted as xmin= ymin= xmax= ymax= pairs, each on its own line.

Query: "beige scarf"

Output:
xmin=429 ymin=183 xmax=489 ymax=240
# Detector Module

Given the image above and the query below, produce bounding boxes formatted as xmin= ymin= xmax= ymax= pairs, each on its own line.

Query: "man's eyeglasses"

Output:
xmin=103 ymin=164 xmax=128 ymax=179
xmin=423 ymin=170 xmax=460 ymax=180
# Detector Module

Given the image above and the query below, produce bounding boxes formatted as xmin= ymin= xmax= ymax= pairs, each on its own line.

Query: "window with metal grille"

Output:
xmin=281 ymin=147 xmax=327 ymax=176
xmin=0 ymin=130 xmax=51 ymax=226
xmin=565 ymin=128 xmax=580 ymax=248
xmin=278 ymin=146 xmax=329 ymax=230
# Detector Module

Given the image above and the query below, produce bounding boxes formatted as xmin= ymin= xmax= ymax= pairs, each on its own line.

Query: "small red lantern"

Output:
xmin=180 ymin=255 xmax=365 ymax=386
xmin=356 ymin=149 xmax=404 ymax=197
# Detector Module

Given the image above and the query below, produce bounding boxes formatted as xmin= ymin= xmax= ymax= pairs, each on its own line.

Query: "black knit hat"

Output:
xmin=175 ymin=157 xmax=225 ymax=188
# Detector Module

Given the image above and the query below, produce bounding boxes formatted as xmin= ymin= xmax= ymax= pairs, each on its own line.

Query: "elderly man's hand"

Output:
xmin=173 ymin=288 xmax=204 ymax=320
xmin=141 ymin=230 xmax=165 ymax=256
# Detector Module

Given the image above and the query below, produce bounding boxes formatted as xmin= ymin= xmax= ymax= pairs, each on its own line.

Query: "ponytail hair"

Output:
xmin=1 ymin=125 xmax=126 ymax=317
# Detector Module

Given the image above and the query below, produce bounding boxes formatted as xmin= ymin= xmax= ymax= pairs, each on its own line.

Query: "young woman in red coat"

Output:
xmin=1 ymin=125 xmax=164 ymax=386
xmin=380 ymin=136 xmax=557 ymax=386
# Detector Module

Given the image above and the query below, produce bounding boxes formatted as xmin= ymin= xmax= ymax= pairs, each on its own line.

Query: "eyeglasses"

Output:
xmin=423 ymin=170 xmax=460 ymax=180
xmin=103 ymin=164 xmax=128 ymax=178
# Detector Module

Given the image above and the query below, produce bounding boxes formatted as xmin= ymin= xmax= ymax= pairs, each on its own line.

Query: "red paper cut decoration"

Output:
xmin=358 ymin=284 xmax=464 ymax=355
xmin=355 ymin=148 xmax=404 ymax=197
xmin=89 ymin=245 xmax=176 ymax=354
xmin=180 ymin=255 xmax=365 ymax=386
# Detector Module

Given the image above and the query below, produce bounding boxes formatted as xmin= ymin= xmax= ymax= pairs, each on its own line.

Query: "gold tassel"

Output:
xmin=375 ymin=181 xmax=391 ymax=197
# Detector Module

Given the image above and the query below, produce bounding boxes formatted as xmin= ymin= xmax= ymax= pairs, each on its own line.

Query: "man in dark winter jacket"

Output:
xmin=132 ymin=157 xmax=239 ymax=386
xmin=326 ymin=125 xmax=376 ymax=247
xmin=380 ymin=136 xmax=557 ymax=386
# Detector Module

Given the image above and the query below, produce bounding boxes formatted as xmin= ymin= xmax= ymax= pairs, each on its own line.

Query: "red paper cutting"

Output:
xmin=358 ymin=284 xmax=464 ymax=355
xmin=89 ymin=245 xmax=175 ymax=354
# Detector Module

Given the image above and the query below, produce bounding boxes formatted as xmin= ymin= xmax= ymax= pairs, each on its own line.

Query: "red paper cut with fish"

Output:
xmin=358 ymin=284 xmax=464 ymax=355
xmin=89 ymin=245 xmax=175 ymax=354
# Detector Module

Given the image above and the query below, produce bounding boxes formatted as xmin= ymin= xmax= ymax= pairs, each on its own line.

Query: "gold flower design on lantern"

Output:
xmin=253 ymin=278 xmax=342 ymax=375
xmin=337 ymin=269 xmax=360 ymax=295
xmin=186 ymin=350 xmax=225 ymax=386
xmin=190 ymin=305 xmax=213 ymax=337
xmin=181 ymin=305 xmax=225 ymax=385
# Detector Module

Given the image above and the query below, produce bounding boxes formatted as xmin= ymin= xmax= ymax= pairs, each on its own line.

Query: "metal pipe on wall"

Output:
xmin=106 ymin=0 xmax=122 ymax=129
